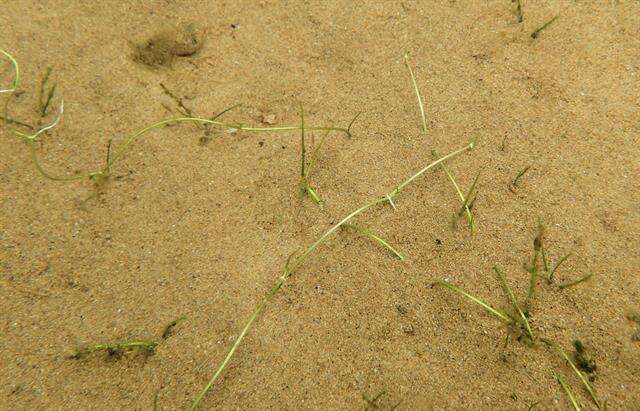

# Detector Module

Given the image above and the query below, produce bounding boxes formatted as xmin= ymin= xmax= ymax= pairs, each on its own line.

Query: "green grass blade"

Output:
xmin=0 ymin=48 xmax=20 ymax=93
xmin=389 ymin=142 xmax=475 ymax=199
xmin=549 ymin=253 xmax=572 ymax=283
xmin=494 ymin=266 xmax=535 ymax=341
xmin=404 ymin=52 xmax=428 ymax=136
xmin=553 ymin=371 xmax=582 ymax=411
xmin=433 ymin=150 xmax=476 ymax=231
xmin=436 ymin=280 xmax=512 ymax=323
xmin=558 ymin=272 xmax=593 ymax=289
xmin=343 ymin=223 xmax=404 ymax=260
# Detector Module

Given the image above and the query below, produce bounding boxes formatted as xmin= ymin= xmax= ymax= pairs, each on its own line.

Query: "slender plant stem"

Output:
xmin=436 ymin=280 xmax=512 ymax=323
xmin=542 ymin=339 xmax=602 ymax=409
xmin=404 ymin=53 xmax=427 ymax=135
xmin=549 ymin=253 xmax=571 ymax=283
xmin=0 ymin=48 xmax=20 ymax=93
xmin=553 ymin=371 xmax=581 ymax=411
xmin=190 ymin=142 xmax=475 ymax=409
xmin=558 ymin=272 xmax=593 ymax=289
xmin=343 ymin=223 xmax=405 ymax=260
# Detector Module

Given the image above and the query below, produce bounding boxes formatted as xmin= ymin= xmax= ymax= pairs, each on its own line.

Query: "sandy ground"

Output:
xmin=1 ymin=1 xmax=639 ymax=409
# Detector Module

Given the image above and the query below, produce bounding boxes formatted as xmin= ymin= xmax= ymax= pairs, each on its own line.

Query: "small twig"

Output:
xmin=509 ymin=165 xmax=530 ymax=192
xmin=162 ymin=315 xmax=187 ymax=339
xmin=531 ymin=15 xmax=559 ymax=39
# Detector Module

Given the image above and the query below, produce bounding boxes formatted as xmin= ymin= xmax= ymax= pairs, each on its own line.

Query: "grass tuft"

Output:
xmin=494 ymin=265 xmax=535 ymax=344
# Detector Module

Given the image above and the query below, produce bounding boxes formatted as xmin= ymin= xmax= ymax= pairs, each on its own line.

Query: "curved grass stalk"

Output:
xmin=13 ymin=114 xmax=354 ymax=183
xmin=549 ymin=253 xmax=572 ymax=283
xmin=189 ymin=142 xmax=475 ymax=409
xmin=0 ymin=48 xmax=20 ymax=93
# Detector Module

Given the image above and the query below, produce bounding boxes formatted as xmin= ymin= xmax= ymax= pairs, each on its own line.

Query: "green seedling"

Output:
xmin=39 ymin=66 xmax=56 ymax=117
xmin=342 ymin=223 xmax=404 ymax=260
xmin=162 ymin=315 xmax=187 ymax=339
xmin=72 ymin=340 xmax=157 ymax=359
xmin=525 ymin=220 xmax=549 ymax=301
xmin=541 ymin=338 xmax=602 ymax=409
xmin=531 ymin=15 xmax=559 ymax=39
xmin=553 ymin=371 xmax=581 ymax=411
xmin=299 ymin=106 xmax=327 ymax=208
xmin=190 ymin=142 xmax=475 ymax=409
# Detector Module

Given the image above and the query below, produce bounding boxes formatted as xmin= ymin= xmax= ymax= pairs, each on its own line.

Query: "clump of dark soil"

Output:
xmin=132 ymin=24 xmax=204 ymax=68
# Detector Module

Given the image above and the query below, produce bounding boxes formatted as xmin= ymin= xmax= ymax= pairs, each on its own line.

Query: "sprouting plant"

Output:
xmin=299 ymin=105 xmax=328 ymax=208
xmin=436 ymin=266 xmax=535 ymax=346
xmin=436 ymin=229 xmax=603 ymax=409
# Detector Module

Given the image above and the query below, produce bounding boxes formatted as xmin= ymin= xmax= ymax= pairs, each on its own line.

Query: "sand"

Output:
xmin=1 ymin=1 xmax=639 ymax=409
